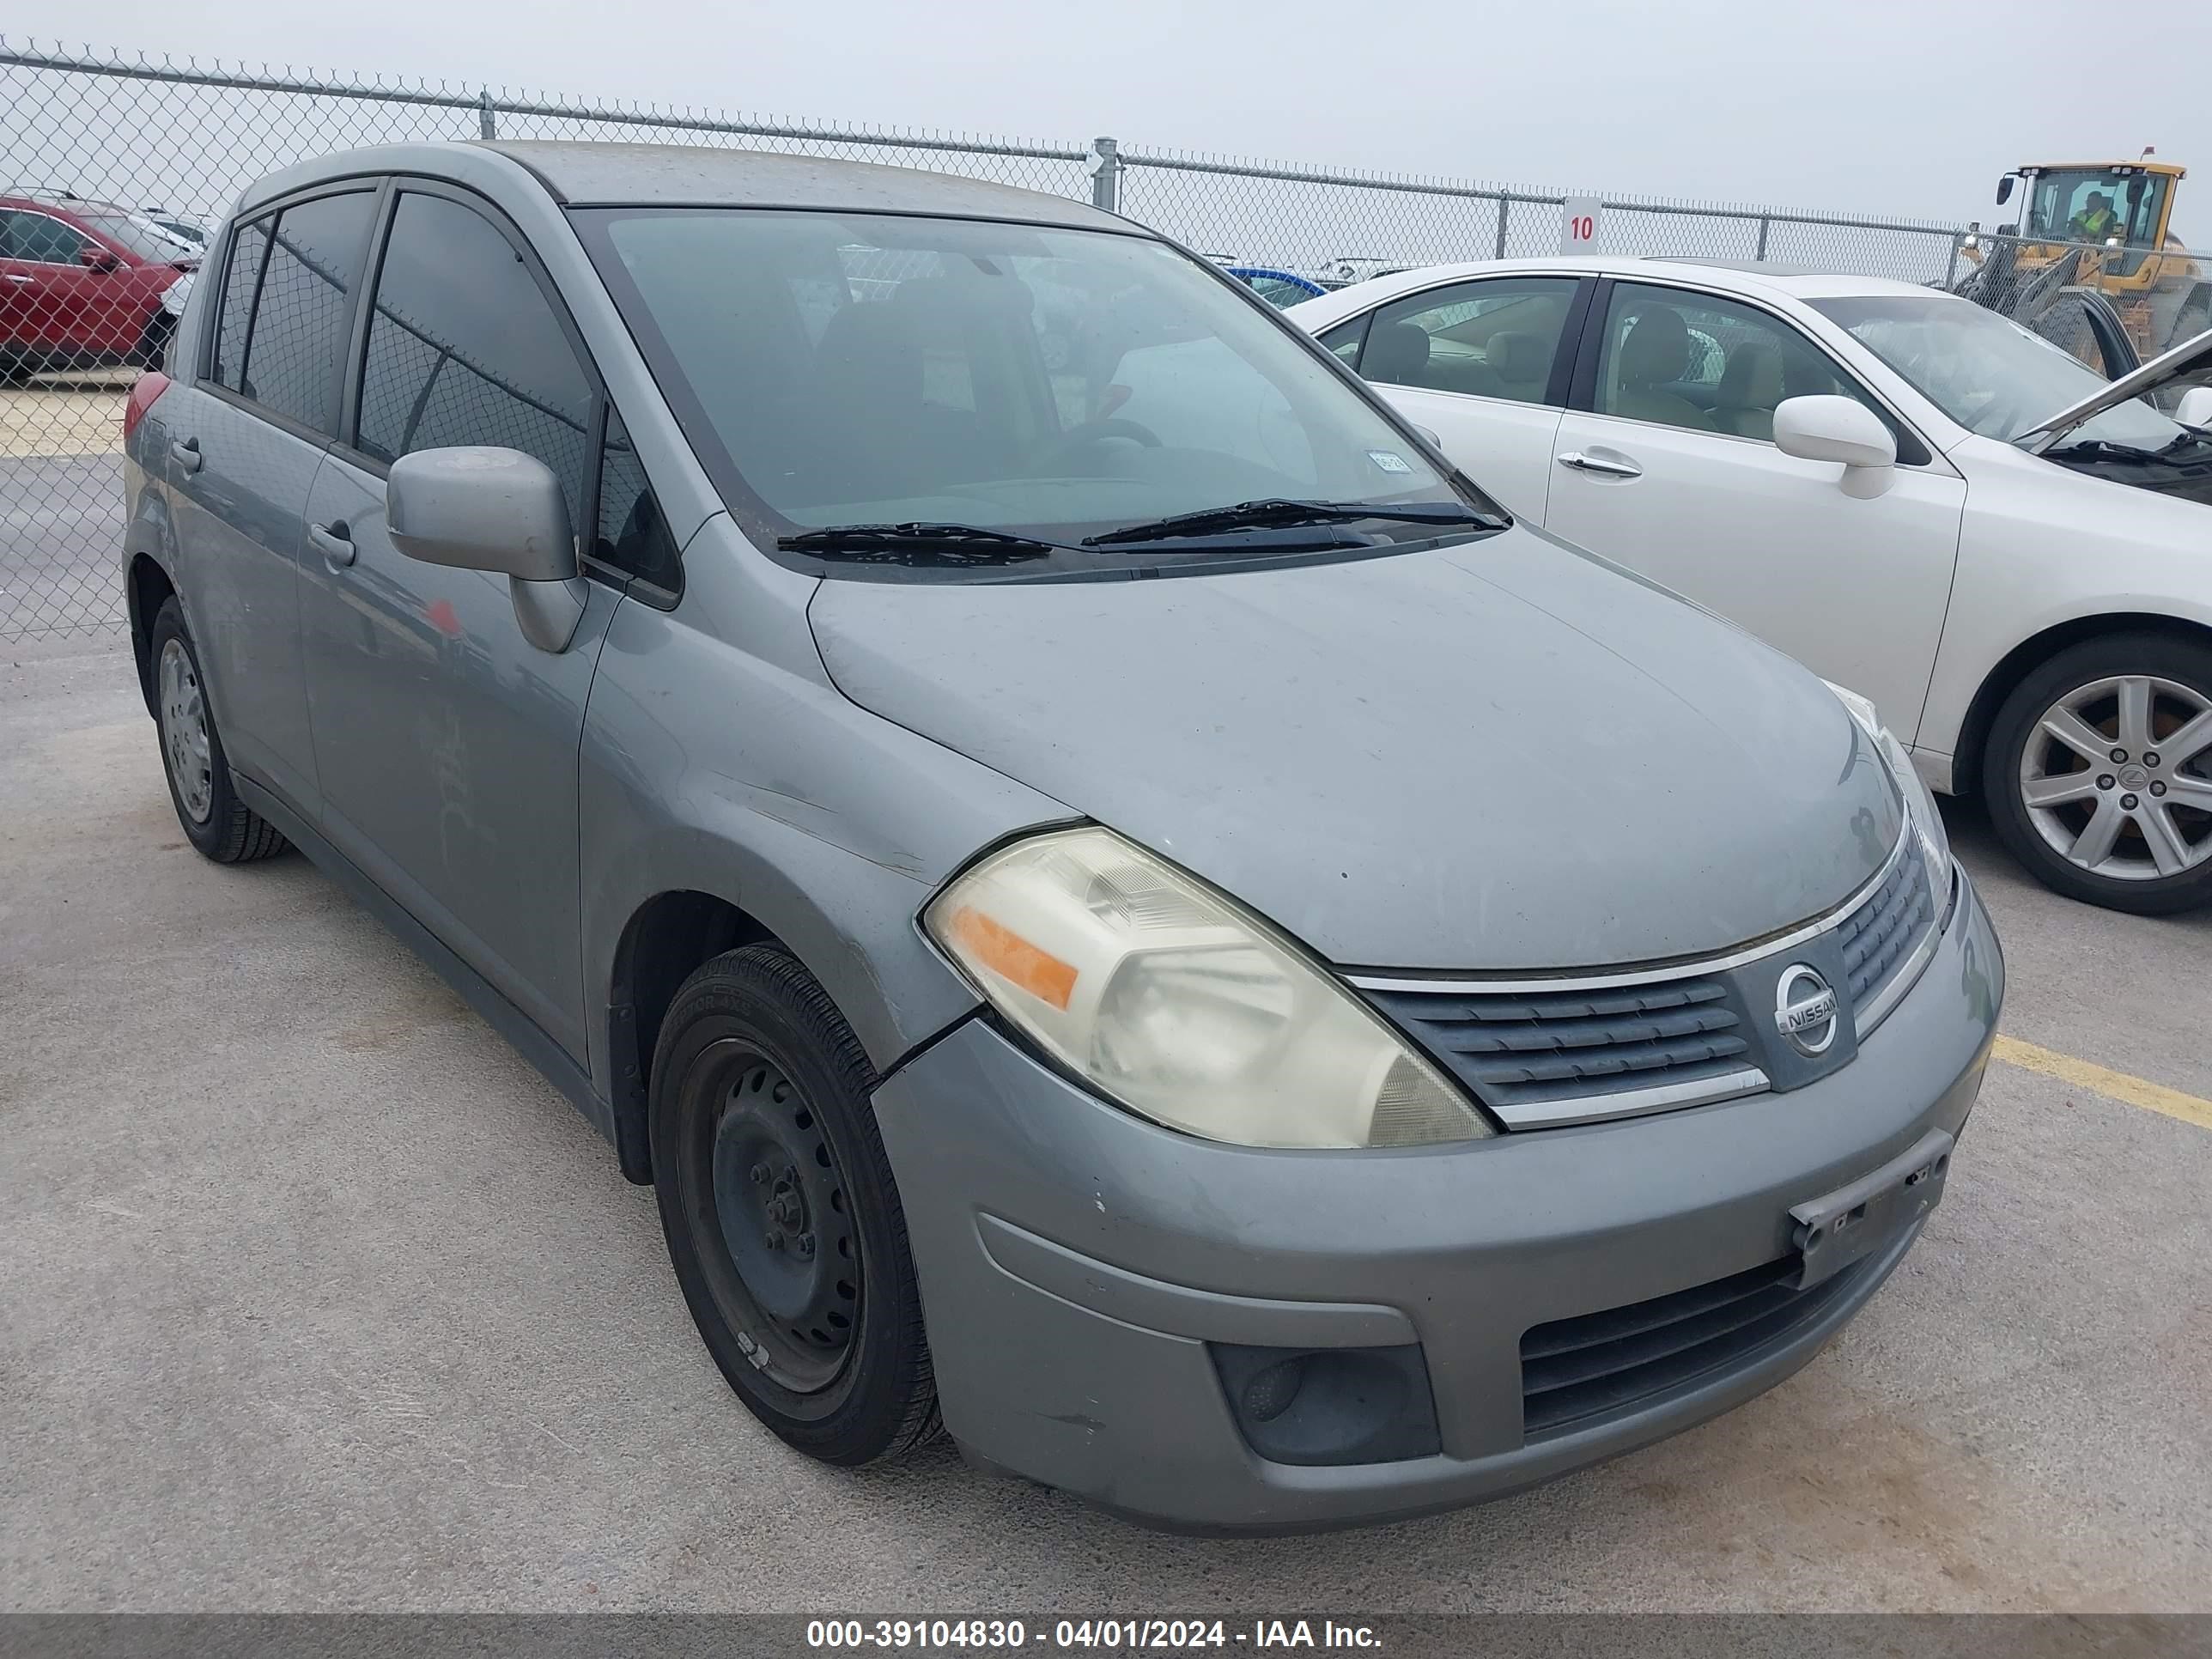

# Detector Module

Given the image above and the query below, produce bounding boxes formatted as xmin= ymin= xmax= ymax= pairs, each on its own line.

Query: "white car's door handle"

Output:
xmin=1558 ymin=450 xmax=1644 ymax=479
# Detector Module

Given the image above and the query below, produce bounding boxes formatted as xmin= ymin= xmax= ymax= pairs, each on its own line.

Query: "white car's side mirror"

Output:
xmin=2174 ymin=386 xmax=2212 ymax=430
xmin=1773 ymin=395 xmax=1898 ymax=498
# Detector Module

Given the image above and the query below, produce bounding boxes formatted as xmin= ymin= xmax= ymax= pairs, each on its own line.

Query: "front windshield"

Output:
xmin=73 ymin=211 xmax=199 ymax=264
xmin=2022 ymin=169 xmax=2168 ymax=246
xmin=1809 ymin=293 xmax=2195 ymax=450
xmin=575 ymin=208 xmax=1486 ymax=578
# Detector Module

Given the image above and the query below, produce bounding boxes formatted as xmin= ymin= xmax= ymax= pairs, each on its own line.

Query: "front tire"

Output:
xmin=649 ymin=945 xmax=939 ymax=1465
xmin=149 ymin=599 xmax=289 ymax=863
xmin=1984 ymin=632 xmax=2212 ymax=913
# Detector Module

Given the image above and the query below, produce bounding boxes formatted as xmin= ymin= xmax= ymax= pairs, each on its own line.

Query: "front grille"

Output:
xmin=1519 ymin=1254 xmax=1869 ymax=1438
xmin=1362 ymin=977 xmax=1754 ymax=1113
xmin=1835 ymin=835 xmax=1934 ymax=1012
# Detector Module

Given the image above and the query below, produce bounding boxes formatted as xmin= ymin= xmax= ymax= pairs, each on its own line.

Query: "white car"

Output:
xmin=1291 ymin=256 xmax=2212 ymax=912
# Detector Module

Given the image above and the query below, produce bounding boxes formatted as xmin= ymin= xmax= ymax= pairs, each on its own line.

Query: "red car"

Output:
xmin=1 ymin=193 xmax=198 ymax=382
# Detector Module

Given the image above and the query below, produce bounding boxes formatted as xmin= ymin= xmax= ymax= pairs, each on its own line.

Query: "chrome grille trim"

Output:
xmin=1490 ymin=1066 xmax=1770 ymax=1130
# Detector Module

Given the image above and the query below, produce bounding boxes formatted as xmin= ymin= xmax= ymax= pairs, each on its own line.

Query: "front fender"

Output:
xmin=577 ymin=597 xmax=1072 ymax=1102
xmin=1917 ymin=438 xmax=2212 ymax=763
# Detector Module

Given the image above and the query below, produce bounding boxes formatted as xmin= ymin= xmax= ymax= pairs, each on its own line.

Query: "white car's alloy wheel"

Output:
xmin=2017 ymin=674 xmax=2212 ymax=881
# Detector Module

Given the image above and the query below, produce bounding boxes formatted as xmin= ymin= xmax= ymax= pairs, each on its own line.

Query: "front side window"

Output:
xmin=1 ymin=210 xmax=94 ymax=265
xmin=595 ymin=406 xmax=681 ymax=593
xmin=1358 ymin=277 xmax=1579 ymax=404
xmin=357 ymin=191 xmax=594 ymax=531
xmin=574 ymin=208 xmax=1488 ymax=582
xmin=1593 ymin=283 xmax=1887 ymax=441
xmin=210 ymin=218 xmax=271 ymax=392
xmin=234 ymin=191 xmax=376 ymax=434
xmin=70 ymin=212 xmax=199 ymax=264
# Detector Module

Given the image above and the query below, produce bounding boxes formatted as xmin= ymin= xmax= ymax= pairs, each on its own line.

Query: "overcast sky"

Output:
xmin=14 ymin=0 xmax=2211 ymax=235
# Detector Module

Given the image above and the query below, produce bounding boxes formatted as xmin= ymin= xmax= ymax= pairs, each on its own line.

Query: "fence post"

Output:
xmin=478 ymin=88 xmax=497 ymax=139
xmin=1755 ymin=215 xmax=1771 ymax=261
xmin=1494 ymin=195 xmax=1511 ymax=258
xmin=1090 ymin=137 xmax=1121 ymax=213
xmin=1944 ymin=230 xmax=1966 ymax=291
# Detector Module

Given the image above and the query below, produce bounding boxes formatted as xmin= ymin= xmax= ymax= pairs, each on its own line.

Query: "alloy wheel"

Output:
xmin=158 ymin=637 xmax=215 ymax=823
xmin=2017 ymin=674 xmax=2212 ymax=881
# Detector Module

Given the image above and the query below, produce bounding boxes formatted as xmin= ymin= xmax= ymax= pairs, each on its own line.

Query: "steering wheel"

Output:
xmin=1036 ymin=417 xmax=1163 ymax=466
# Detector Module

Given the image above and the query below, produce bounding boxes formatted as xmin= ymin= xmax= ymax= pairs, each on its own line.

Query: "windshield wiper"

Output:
xmin=1081 ymin=497 xmax=1498 ymax=548
xmin=777 ymin=522 xmax=1060 ymax=566
xmin=2043 ymin=437 xmax=2180 ymax=465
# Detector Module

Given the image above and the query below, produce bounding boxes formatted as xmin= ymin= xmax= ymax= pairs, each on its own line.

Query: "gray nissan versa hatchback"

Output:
xmin=119 ymin=141 xmax=2002 ymax=1530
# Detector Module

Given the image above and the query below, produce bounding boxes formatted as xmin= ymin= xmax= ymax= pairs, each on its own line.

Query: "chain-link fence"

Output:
xmin=0 ymin=38 xmax=1992 ymax=641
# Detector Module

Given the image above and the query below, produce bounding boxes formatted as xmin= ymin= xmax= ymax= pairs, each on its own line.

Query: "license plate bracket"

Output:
xmin=1788 ymin=1127 xmax=1954 ymax=1290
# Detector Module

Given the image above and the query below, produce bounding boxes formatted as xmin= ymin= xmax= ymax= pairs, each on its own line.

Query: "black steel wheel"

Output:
xmin=649 ymin=945 xmax=939 ymax=1463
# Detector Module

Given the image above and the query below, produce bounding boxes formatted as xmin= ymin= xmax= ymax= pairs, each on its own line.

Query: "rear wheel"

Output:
xmin=1984 ymin=633 xmax=2212 ymax=913
xmin=649 ymin=944 xmax=939 ymax=1465
xmin=149 ymin=599 xmax=289 ymax=863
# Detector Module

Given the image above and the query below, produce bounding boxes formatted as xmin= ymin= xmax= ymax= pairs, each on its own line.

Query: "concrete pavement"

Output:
xmin=3 ymin=639 xmax=2209 ymax=1612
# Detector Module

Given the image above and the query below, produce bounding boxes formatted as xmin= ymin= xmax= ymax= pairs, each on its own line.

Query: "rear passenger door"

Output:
xmin=164 ymin=189 xmax=379 ymax=812
xmin=1317 ymin=275 xmax=1588 ymax=518
xmin=297 ymin=183 xmax=638 ymax=1061
xmin=1546 ymin=280 xmax=1966 ymax=734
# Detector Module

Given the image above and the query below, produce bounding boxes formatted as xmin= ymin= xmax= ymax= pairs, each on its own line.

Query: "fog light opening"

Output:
xmin=1210 ymin=1341 xmax=1441 ymax=1466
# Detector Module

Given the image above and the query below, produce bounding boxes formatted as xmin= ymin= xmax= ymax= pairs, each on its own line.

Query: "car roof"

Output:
xmin=236 ymin=141 xmax=1129 ymax=234
xmin=1298 ymin=253 xmax=1950 ymax=308
xmin=0 ymin=192 xmax=135 ymax=217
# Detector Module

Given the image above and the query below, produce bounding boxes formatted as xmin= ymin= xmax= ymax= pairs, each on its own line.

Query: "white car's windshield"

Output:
xmin=576 ymin=208 xmax=1492 ymax=579
xmin=1810 ymin=294 xmax=2191 ymax=451
xmin=74 ymin=210 xmax=199 ymax=264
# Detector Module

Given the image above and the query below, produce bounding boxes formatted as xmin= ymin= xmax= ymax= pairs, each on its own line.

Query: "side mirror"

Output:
xmin=1772 ymin=396 xmax=1898 ymax=497
xmin=77 ymin=246 xmax=121 ymax=272
xmin=2175 ymin=386 xmax=2212 ymax=430
xmin=1996 ymin=176 xmax=2015 ymax=206
xmin=386 ymin=447 xmax=587 ymax=652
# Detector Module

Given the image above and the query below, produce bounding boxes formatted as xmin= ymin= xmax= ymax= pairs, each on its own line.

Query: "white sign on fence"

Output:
xmin=1560 ymin=196 xmax=1602 ymax=253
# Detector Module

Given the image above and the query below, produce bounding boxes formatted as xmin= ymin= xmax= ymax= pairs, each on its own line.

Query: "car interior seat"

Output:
xmin=1713 ymin=340 xmax=1784 ymax=439
xmin=1484 ymin=330 xmax=1552 ymax=402
xmin=1609 ymin=306 xmax=1717 ymax=429
xmin=1363 ymin=319 xmax=1435 ymax=386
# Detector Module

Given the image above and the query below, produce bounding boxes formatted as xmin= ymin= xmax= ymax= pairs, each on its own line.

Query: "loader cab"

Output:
xmin=2000 ymin=161 xmax=2185 ymax=284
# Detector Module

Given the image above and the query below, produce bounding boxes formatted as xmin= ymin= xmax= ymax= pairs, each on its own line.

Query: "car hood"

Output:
xmin=2024 ymin=323 xmax=2212 ymax=451
xmin=808 ymin=527 xmax=1903 ymax=971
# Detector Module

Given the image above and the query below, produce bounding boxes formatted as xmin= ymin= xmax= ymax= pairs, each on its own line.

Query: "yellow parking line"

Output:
xmin=1993 ymin=1035 xmax=2212 ymax=1133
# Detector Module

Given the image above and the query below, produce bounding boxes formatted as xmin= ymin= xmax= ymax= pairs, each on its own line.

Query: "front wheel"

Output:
xmin=1984 ymin=633 xmax=2212 ymax=913
xmin=649 ymin=945 xmax=939 ymax=1465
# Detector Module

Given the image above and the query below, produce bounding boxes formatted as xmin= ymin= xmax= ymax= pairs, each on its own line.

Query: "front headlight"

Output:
xmin=1825 ymin=680 xmax=1951 ymax=894
xmin=924 ymin=826 xmax=1492 ymax=1149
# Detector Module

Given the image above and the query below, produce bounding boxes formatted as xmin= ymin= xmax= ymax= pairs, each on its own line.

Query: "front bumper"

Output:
xmin=871 ymin=867 xmax=2003 ymax=1531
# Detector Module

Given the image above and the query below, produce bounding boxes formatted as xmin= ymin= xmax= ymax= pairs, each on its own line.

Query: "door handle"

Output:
xmin=1558 ymin=450 xmax=1644 ymax=479
xmin=169 ymin=437 xmax=202 ymax=472
xmin=1 ymin=273 xmax=33 ymax=284
xmin=309 ymin=520 xmax=356 ymax=568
